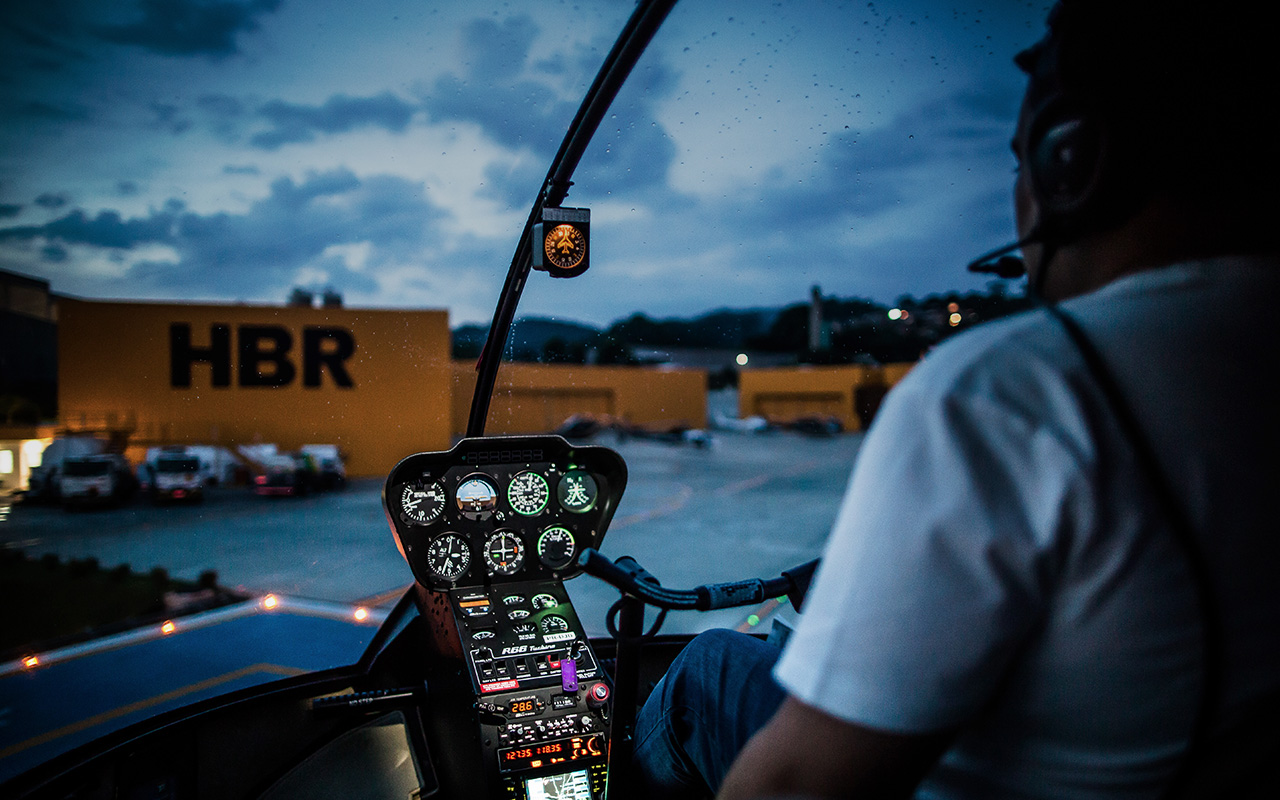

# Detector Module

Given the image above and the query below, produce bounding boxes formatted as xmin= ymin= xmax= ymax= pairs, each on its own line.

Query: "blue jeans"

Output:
xmin=631 ymin=629 xmax=788 ymax=799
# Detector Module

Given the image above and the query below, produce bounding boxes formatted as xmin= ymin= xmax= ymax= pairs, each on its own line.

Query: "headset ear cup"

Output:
xmin=1029 ymin=113 xmax=1108 ymax=223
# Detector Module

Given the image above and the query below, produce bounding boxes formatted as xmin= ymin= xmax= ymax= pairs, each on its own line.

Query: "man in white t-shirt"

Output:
xmin=632 ymin=2 xmax=1280 ymax=798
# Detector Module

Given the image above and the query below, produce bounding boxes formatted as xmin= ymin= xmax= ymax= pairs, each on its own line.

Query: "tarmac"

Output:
xmin=0 ymin=410 xmax=866 ymax=785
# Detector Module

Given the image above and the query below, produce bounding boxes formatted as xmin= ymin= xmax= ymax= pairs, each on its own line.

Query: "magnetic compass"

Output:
xmin=543 ymin=224 xmax=587 ymax=271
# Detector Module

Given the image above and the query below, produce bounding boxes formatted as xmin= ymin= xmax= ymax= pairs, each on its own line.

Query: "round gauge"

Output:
xmin=544 ymin=223 xmax=587 ymax=271
xmin=456 ymin=475 xmax=498 ymax=520
xmin=537 ymin=526 xmax=577 ymax=570
xmin=539 ymin=615 xmax=570 ymax=635
xmin=398 ymin=479 xmax=446 ymax=526
xmin=425 ymin=533 xmax=471 ymax=582
xmin=483 ymin=530 xmax=525 ymax=576
xmin=557 ymin=469 xmax=599 ymax=513
xmin=531 ymin=593 xmax=559 ymax=610
xmin=507 ymin=471 xmax=550 ymax=516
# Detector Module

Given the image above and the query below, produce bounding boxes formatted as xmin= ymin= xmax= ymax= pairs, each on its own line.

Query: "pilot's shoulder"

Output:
xmin=895 ymin=308 xmax=1071 ymax=405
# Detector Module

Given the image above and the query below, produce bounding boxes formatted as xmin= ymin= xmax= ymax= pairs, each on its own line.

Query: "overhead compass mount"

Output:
xmin=532 ymin=207 xmax=591 ymax=278
xmin=466 ymin=0 xmax=679 ymax=438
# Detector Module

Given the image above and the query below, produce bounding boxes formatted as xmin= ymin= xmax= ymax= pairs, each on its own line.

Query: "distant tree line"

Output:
xmin=452 ymin=284 xmax=1034 ymax=366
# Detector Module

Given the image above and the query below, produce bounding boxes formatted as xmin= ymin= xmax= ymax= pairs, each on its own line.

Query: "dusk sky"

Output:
xmin=1 ymin=0 xmax=1050 ymax=327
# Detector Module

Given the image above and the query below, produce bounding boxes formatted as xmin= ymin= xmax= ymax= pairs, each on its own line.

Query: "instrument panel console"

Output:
xmin=383 ymin=435 xmax=626 ymax=800
xmin=384 ymin=435 xmax=627 ymax=592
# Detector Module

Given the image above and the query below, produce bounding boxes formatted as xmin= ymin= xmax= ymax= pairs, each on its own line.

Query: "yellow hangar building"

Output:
xmin=53 ymin=299 xmax=709 ymax=478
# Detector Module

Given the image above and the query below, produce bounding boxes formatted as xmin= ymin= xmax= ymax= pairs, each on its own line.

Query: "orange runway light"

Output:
xmin=354 ymin=607 xmax=369 ymax=621
xmin=161 ymin=620 xmax=176 ymax=634
xmin=22 ymin=655 xmax=39 ymax=669
xmin=263 ymin=594 xmax=279 ymax=609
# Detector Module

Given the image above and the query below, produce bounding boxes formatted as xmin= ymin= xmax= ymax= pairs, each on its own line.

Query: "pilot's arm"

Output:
xmin=718 ymin=696 xmax=953 ymax=800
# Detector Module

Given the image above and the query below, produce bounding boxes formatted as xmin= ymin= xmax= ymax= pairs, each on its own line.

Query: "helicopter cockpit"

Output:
xmin=0 ymin=1 xmax=1064 ymax=798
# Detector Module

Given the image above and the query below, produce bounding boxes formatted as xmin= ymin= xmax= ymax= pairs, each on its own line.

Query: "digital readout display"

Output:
xmin=510 ymin=698 xmax=537 ymax=716
xmin=498 ymin=735 xmax=603 ymax=774
xmin=525 ymin=768 xmax=592 ymax=800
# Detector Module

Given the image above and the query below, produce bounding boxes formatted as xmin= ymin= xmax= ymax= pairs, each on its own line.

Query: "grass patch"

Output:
xmin=0 ymin=549 xmax=224 ymax=656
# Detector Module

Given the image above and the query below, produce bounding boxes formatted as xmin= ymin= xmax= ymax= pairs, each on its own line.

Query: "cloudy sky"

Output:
xmin=0 ymin=0 xmax=1050 ymax=327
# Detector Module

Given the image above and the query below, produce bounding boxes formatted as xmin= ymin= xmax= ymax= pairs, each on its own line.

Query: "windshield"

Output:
xmin=60 ymin=460 xmax=111 ymax=478
xmin=156 ymin=458 xmax=199 ymax=473
xmin=0 ymin=0 xmax=1047 ymax=781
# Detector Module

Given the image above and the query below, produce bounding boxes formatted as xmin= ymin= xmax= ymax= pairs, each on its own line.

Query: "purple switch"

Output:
xmin=561 ymin=657 xmax=579 ymax=693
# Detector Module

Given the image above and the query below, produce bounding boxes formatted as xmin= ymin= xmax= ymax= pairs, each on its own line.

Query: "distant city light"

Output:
xmin=354 ymin=607 xmax=369 ymax=621
xmin=735 ymin=353 xmax=749 ymax=366
xmin=22 ymin=655 xmax=39 ymax=669
xmin=161 ymin=620 xmax=176 ymax=635
xmin=949 ymin=312 xmax=962 ymax=327
xmin=887 ymin=308 xmax=902 ymax=320
xmin=948 ymin=302 xmax=959 ymax=313
xmin=262 ymin=594 xmax=279 ymax=610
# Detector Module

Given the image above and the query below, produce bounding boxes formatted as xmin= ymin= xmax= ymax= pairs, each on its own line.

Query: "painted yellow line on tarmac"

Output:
xmin=0 ymin=662 xmax=305 ymax=760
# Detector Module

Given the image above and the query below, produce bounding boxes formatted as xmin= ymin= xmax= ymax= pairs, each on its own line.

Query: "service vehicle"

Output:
xmin=149 ymin=454 xmax=204 ymax=503
xmin=23 ymin=436 xmax=105 ymax=503
xmin=252 ymin=453 xmax=313 ymax=497
xmin=56 ymin=454 xmax=136 ymax=509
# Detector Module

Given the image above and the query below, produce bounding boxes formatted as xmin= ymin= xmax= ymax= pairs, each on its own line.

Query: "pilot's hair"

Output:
xmin=1020 ymin=1 xmax=1279 ymax=241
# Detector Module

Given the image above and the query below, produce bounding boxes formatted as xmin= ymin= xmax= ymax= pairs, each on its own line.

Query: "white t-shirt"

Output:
xmin=774 ymin=256 xmax=1280 ymax=798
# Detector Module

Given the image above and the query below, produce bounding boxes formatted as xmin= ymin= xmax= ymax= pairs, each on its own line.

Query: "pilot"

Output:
xmin=632 ymin=1 xmax=1279 ymax=797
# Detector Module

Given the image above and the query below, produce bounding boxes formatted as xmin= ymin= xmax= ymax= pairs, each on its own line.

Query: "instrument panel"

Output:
xmin=383 ymin=435 xmax=627 ymax=592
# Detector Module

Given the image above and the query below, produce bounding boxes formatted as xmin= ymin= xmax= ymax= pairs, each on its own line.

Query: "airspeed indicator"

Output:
xmin=399 ymin=479 xmax=446 ymax=526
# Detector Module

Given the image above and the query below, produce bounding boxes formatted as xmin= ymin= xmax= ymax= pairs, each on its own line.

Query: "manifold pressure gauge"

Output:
xmin=532 ymin=206 xmax=590 ymax=278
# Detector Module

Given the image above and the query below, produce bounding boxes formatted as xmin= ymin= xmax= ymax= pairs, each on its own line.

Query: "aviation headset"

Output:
xmin=983 ymin=4 xmax=1224 ymax=794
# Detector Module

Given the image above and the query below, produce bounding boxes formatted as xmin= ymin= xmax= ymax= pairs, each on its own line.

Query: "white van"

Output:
xmin=58 ymin=454 xmax=136 ymax=508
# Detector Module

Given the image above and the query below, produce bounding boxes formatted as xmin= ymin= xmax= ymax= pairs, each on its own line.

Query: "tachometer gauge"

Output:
xmin=398 ymin=479 xmax=446 ymax=526
xmin=507 ymin=471 xmax=550 ymax=516
xmin=539 ymin=615 xmax=570 ymax=635
xmin=483 ymin=530 xmax=525 ymax=576
xmin=537 ymin=525 xmax=577 ymax=570
xmin=456 ymin=475 xmax=498 ymax=520
xmin=425 ymin=533 xmax=471 ymax=582
xmin=556 ymin=469 xmax=598 ymax=513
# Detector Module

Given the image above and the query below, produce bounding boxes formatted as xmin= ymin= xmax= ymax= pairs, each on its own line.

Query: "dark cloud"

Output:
xmin=0 ymin=167 xmax=447 ymax=300
xmin=250 ymin=92 xmax=418 ymax=150
xmin=0 ymin=2 xmax=93 ymax=77
xmin=35 ymin=192 xmax=70 ymax=210
xmin=0 ymin=207 xmax=174 ymax=249
xmin=94 ymin=0 xmax=283 ymax=58
xmin=460 ymin=16 xmax=538 ymax=84
xmin=117 ymin=180 xmax=141 ymax=196
xmin=41 ymin=244 xmax=70 ymax=262
xmin=423 ymin=74 xmax=575 ymax=157
xmin=149 ymin=101 xmax=193 ymax=134
xmin=0 ymin=204 xmax=22 ymax=219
